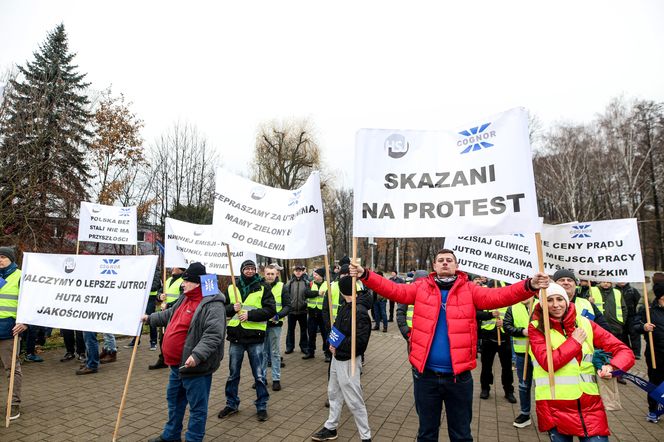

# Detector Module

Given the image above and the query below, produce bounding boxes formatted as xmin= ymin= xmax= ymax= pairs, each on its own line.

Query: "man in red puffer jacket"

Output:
xmin=350 ymin=249 xmax=550 ymax=442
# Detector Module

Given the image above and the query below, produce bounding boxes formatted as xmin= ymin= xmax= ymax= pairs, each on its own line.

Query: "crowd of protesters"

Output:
xmin=1 ymin=244 xmax=663 ymax=441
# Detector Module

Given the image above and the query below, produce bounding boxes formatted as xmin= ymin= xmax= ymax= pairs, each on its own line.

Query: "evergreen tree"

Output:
xmin=0 ymin=23 xmax=91 ymax=252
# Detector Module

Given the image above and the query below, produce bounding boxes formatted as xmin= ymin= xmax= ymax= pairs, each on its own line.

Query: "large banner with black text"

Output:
xmin=212 ymin=170 xmax=327 ymax=259
xmin=16 ymin=253 xmax=158 ymax=335
xmin=541 ymin=219 xmax=644 ymax=282
xmin=353 ymin=107 xmax=540 ymax=237
xmin=78 ymin=202 xmax=137 ymax=245
xmin=165 ymin=218 xmax=256 ymax=275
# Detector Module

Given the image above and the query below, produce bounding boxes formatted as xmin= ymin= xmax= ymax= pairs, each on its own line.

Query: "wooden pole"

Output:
xmin=535 ymin=232 xmax=555 ymax=398
xmin=642 ymin=282 xmax=657 ymax=369
xmin=76 ymin=240 xmax=80 ymax=255
xmin=522 ymin=296 xmax=535 ymax=381
xmin=4 ymin=335 xmax=19 ymax=427
xmin=351 ymin=237 xmax=358 ymax=376
xmin=494 ymin=280 xmax=501 ymax=346
xmin=324 ymin=254 xmax=334 ymax=329
xmin=112 ymin=333 xmax=141 ymax=441
xmin=226 ymin=244 xmax=240 ymax=305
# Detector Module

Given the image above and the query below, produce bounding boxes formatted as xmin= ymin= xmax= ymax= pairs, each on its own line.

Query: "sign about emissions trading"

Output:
xmin=353 ymin=107 xmax=541 ymax=238
xmin=16 ymin=253 xmax=158 ymax=335
xmin=165 ymin=218 xmax=256 ymax=275
xmin=445 ymin=232 xmax=539 ymax=283
xmin=78 ymin=202 xmax=137 ymax=245
xmin=212 ymin=169 xmax=327 ymax=259
xmin=541 ymin=218 xmax=645 ymax=282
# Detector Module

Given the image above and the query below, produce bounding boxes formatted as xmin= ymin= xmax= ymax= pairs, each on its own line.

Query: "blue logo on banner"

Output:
xmin=459 ymin=123 xmax=495 ymax=154
xmin=119 ymin=208 xmax=131 ymax=217
xmin=100 ymin=259 xmax=120 ymax=275
xmin=201 ymin=274 xmax=219 ymax=297
xmin=571 ymin=224 xmax=592 ymax=238
xmin=327 ymin=326 xmax=346 ymax=348
xmin=288 ymin=190 xmax=302 ymax=207
xmin=0 ymin=277 xmax=6 ymax=290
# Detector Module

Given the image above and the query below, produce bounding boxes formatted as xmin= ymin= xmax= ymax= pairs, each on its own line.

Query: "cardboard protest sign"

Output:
xmin=353 ymin=107 xmax=540 ymax=237
xmin=164 ymin=218 xmax=256 ymax=275
xmin=78 ymin=202 xmax=137 ymax=245
xmin=541 ymin=219 xmax=644 ymax=282
xmin=16 ymin=253 xmax=157 ymax=335
xmin=212 ymin=170 xmax=327 ymax=259
xmin=445 ymin=232 xmax=539 ymax=283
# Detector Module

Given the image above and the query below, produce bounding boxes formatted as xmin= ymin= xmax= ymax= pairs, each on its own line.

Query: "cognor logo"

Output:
xmin=250 ymin=186 xmax=266 ymax=200
xmin=570 ymin=224 xmax=592 ymax=239
xmin=63 ymin=257 xmax=76 ymax=274
xmin=119 ymin=208 xmax=131 ymax=217
xmin=385 ymin=134 xmax=410 ymax=159
xmin=458 ymin=123 xmax=496 ymax=154
xmin=100 ymin=258 xmax=121 ymax=275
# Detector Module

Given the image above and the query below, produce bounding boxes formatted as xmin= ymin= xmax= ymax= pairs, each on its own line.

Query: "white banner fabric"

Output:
xmin=165 ymin=218 xmax=257 ymax=275
xmin=16 ymin=253 xmax=157 ymax=335
xmin=541 ymin=219 xmax=645 ymax=282
xmin=445 ymin=233 xmax=539 ymax=284
xmin=212 ymin=170 xmax=327 ymax=259
xmin=353 ymin=107 xmax=540 ymax=238
xmin=78 ymin=202 xmax=137 ymax=245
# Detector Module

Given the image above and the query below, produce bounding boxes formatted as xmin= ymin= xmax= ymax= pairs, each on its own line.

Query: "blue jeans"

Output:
xmin=103 ymin=333 xmax=116 ymax=352
xmin=514 ymin=353 xmax=532 ymax=415
xmin=548 ymin=427 xmax=609 ymax=441
xmin=83 ymin=332 xmax=99 ymax=369
xmin=262 ymin=326 xmax=282 ymax=381
xmin=225 ymin=342 xmax=269 ymax=411
xmin=412 ymin=369 xmax=473 ymax=442
xmin=162 ymin=367 xmax=212 ymax=442
xmin=373 ymin=299 xmax=388 ymax=328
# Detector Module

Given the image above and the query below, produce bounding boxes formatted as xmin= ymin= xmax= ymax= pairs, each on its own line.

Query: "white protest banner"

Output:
xmin=165 ymin=218 xmax=256 ymax=275
xmin=16 ymin=253 xmax=157 ymax=335
xmin=541 ymin=219 xmax=645 ymax=282
xmin=78 ymin=202 xmax=137 ymax=245
xmin=445 ymin=232 xmax=539 ymax=283
xmin=212 ymin=169 xmax=327 ymax=259
xmin=353 ymin=107 xmax=540 ymax=238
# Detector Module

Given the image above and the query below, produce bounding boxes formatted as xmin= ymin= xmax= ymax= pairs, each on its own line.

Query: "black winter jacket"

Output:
xmin=332 ymin=291 xmax=372 ymax=361
xmin=225 ymin=276 xmax=276 ymax=344
xmin=632 ymin=302 xmax=664 ymax=365
xmin=286 ymin=276 xmax=309 ymax=314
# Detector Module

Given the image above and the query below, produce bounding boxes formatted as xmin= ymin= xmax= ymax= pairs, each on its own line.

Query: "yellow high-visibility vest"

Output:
xmin=164 ymin=276 xmax=184 ymax=303
xmin=589 ymin=287 xmax=623 ymax=323
xmin=0 ymin=269 xmax=21 ymax=319
xmin=227 ymin=286 xmax=267 ymax=331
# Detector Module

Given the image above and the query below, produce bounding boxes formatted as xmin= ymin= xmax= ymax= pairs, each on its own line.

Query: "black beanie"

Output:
xmin=240 ymin=260 xmax=257 ymax=273
xmin=653 ymin=283 xmax=664 ymax=300
xmin=339 ymin=256 xmax=351 ymax=266
xmin=339 ymin=264 xmax=350 ymax=275
xmin=0 ymin=247 xmax=16 ymax=263
xmin=339 ymin=275 xmax=353 ymax=296
xmin=182 ymin=262 xmax=206 ymax=284
xmin=553 ymin=269 xmax=577 ymax=282
xmin=314 ymin=268 xmax=325 ymax=278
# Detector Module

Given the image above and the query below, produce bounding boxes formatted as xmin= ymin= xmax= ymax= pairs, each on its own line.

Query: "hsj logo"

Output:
xmin=385 ymin=133 xmax=410 ymax=159
xmin=458 ymin=123 xmax=496 ymax=154
xmin=288 ymin=190 xmax=302 ymax=206
xmin=570 ymin=224 xmax=592 ymax=238
xmin=100 ymin=258 xmax=121 ymax=275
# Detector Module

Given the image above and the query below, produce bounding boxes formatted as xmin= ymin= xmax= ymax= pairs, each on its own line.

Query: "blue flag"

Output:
xmin=155 ymin=240 xmax=165 ymax=255
xmin=200 ymin=274 xmax=219 ymax=297
xmin=613 ymin=370 xmax=664 ymax=416
xmin=0 ymin=277 xmax=6 ymax=290
xmin=327 ymin=326 xmax=346 ymax=348
xmin=581 ymin=308 xmax=595 ymax=321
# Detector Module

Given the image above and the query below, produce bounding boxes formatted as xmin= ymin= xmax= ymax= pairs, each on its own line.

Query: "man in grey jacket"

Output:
xmin=144 ymin=262 xmax=226 ymax=442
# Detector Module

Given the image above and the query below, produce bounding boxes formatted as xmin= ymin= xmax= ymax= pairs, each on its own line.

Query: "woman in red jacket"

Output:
xmin=529 ymin=282 xmax=635 ymax=441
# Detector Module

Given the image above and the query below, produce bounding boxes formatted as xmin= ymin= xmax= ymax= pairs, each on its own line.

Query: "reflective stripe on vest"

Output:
xmin=481 ymin=306 xmax=508 ymax=331
xmin=406 ymin=305 xmax=414 ymax=328
xmin=307 ymin=281 xmax=324 ymax=310
xmin=511 ymin=302 xmax=531 ymax=353
xmin=164 ymin=276 xmax=184 ymax=303
xmin=227 ymin=286 xmax=267 ymax=331
xmin=530 ymin=316 xmax=599 ymax=400
xmin=589 ymin=287 xmax=623 ymax=323
xmin=272 ymin=282 xmax=284 ymax=313
xmin=0 ymin=269 xmax=21 ymax=319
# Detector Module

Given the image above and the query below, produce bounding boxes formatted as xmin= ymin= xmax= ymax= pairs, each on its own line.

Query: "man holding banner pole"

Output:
xmin=349 ymin=249 xmax=549 ymax=441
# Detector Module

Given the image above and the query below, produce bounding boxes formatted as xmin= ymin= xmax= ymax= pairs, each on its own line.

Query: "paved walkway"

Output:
xmin=0 ymin=328 xmax=662 ymax=441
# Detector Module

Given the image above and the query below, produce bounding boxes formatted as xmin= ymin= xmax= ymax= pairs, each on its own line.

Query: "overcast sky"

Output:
xmin=2 ymin=1 xmax=663 ymax=187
